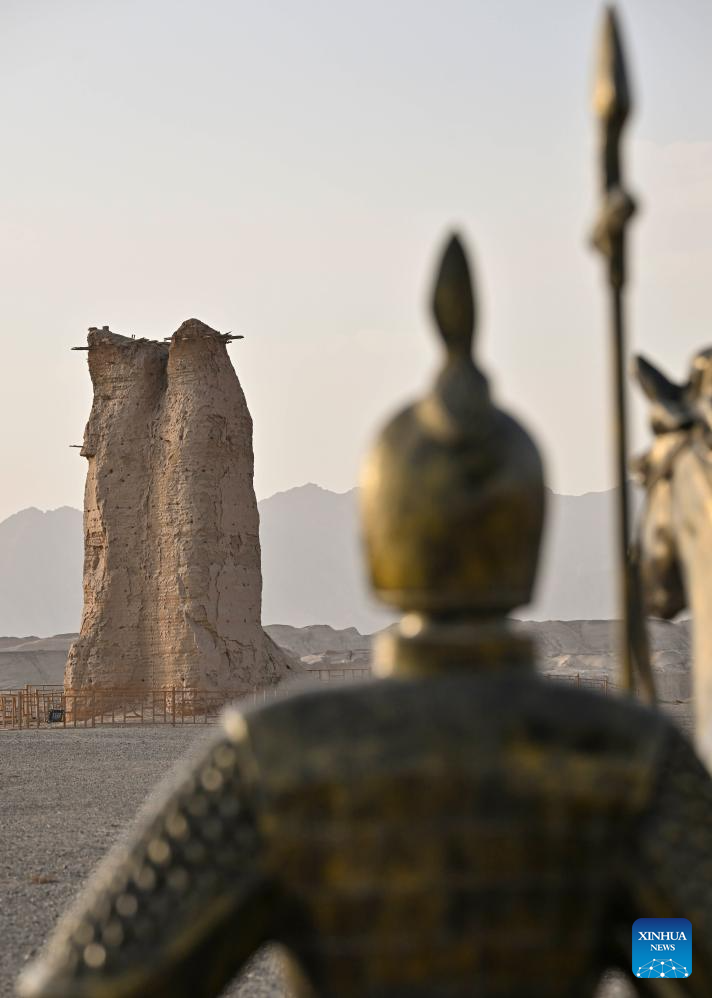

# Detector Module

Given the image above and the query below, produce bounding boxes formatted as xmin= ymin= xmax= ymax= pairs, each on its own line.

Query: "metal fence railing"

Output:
xmin=0 ymin=686 xmax=247 ymax=730
xmin=0 ymin=667 xmax=380 ymax=731
xmin=542 ymin=673 xmax=610 ymax=694
xmin=0 ymin=671 xmax=610 ymax=731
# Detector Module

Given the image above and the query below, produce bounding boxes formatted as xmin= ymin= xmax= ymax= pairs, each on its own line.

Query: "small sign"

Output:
xmin=633 ymin=918 xmax=691 ymax=979
xmin=47 ymin=708 xmax=65 ymax=723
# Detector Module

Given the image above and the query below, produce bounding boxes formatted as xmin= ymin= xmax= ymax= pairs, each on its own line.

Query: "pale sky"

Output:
xmin=1 ymin=0 xmax=711 ymax=523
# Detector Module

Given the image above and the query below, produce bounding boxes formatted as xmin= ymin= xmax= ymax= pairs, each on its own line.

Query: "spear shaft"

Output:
xmin=591 ymin=7 xmax=656 ymax=703
xmin=610 ymin=284 xmax=635 ymax=693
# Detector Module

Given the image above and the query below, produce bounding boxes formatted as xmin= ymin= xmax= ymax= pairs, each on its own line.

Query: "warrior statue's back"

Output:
xmin=17 ymin=236 xmax=712 ymax=998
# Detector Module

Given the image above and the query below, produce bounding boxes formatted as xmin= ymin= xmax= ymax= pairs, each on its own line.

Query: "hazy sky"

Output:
xmin=1 ymin=0 xmax=711 ymax=523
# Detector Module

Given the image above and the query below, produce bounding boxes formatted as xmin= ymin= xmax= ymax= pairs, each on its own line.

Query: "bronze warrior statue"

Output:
xmin=17 ymin=235 xmax=712 ymax=998
xmin=633 ymin=349 xmax=712 ymax=771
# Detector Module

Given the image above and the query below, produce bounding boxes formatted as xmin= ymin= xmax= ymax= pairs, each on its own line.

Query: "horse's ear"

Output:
xmin=633 ymin=355 xmax=684 ymax=404
xmin=632 ymin=354 xmax=693 ymax=434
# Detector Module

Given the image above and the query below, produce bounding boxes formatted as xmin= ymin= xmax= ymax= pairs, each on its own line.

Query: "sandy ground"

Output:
xmin=1 ymin=726 xmax=635 ymax=998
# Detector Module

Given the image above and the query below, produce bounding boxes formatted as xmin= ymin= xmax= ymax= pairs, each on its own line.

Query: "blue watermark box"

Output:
xmin=632 ymin=918 xmax=691 ymax=980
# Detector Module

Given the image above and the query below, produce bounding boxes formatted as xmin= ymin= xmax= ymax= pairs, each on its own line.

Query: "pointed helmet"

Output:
xmin=360 ymin=234 xmax=545 ymax=617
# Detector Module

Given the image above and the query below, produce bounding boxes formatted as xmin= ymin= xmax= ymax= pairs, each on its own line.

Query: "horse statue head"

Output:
xmin=634 ymin=347 xmax=712 ymax=766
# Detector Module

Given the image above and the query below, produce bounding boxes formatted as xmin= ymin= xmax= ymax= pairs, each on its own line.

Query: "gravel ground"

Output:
xmin=1 ymin=727 xmax=286 ymax=997
xmin=1 ymin=726 xmax=636 ymax=998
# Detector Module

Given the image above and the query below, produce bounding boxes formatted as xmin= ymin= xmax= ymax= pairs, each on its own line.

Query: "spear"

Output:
xmin=590 ymin=7 xmax=656 ymax=703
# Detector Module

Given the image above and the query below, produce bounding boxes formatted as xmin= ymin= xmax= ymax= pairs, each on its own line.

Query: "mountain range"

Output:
xmin=0 ymin=484 xmax=642 ymax=637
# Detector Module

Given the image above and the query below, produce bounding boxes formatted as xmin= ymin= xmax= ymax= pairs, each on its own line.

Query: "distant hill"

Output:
xmin=0 ymin=483 xmax=644 ymax=637
xmin=0 ymin=507 xmax=83 ymax=637
xmin=259 ymin=483 xmax=641 ymax=632
xmin=259 ymin=484 xmax=393 ymax=633
xmin=528 ymin=487 xmax=643 ymax=622
xmin=0 ymin=632 xmax=79 ymax=687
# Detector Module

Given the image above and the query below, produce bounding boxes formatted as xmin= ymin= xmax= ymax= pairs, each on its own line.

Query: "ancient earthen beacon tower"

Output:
xmin=65 ymin=319 xmax=294 ymax=693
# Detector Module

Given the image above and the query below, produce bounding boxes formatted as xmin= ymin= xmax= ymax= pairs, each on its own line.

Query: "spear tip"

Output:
xmin=431 ymin=233 xmax=476 ymax=357
xmin=593 ymin=5 xmax=632 ymax=124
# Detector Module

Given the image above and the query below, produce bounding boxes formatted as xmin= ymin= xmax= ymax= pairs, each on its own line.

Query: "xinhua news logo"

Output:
xmin=632 ymin=918 xmax=692 ymax=980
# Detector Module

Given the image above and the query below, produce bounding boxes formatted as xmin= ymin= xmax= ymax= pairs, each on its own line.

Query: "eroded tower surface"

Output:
xmin=65 ymin=319 xmax=295 ymax=693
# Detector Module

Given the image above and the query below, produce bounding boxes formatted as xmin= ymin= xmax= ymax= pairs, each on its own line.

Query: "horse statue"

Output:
xmin=634 ymin=348 xmax=712 ymax=768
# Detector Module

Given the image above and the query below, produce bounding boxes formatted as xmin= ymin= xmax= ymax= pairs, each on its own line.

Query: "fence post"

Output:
xmin=36 ymin=689 xmax=40 ymax=728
